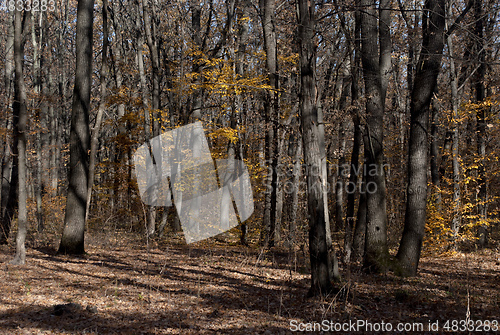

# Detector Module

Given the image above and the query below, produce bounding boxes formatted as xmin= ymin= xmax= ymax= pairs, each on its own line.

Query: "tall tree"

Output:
xmin=396 ymin=0 xmax=446 ymax=276
xmin=357 ymin=0 xmax=392 ymax=273
xmin=260 ymin=0 xmax=279 ymax=248
xmin=339 ymin=8 xmax=363 ymax=264
xmin=0 ymin=12 xmax=16 ymax=245
xmin=58 ymin=0 xmax=94 ymax=254
xmin=86 ymin=0 xmax=109 ymax=221
xmin=473 ymin=0 xmax=488 ymax=247
xmin=297 ymin=0 xmax=340 ymax=296
xmin=11 ymin=7 xmax=29 ymax=265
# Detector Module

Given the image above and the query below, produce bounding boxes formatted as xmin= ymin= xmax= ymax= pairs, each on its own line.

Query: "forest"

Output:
xmin=0 ymin=0 xmax=499 ymax=333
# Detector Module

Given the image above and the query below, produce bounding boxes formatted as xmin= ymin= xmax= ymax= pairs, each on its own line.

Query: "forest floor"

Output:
xmin=0 ymin=231 xmax=499 ymax=334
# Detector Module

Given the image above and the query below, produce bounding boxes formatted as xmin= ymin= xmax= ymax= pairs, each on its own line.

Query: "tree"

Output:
xmin=0 ymin=11 xmax=15 ymax=245
xmin=357 ymin=0 xmax=392 ymax=273
xmin=58 ymin=0 xmax=94 ymax=255
xmin=297 ymin=0 xmax=340 ymax=296
xmin=260 ymin=0 xmax=279 ymax=248
xmin=473 ymin=0 xmax=488 ymax=247
xmin=396 ymin=0 xmax=446 ymax=276
xmin=11 ymin=7 xmax=29 ymax=265
xmin=86 ymin=0 xmax=109 ymax=222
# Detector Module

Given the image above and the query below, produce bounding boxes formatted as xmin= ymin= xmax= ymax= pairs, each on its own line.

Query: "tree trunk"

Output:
xmin=358 ymin=0 xmax=391 ymax=273
xmin=135 ymin=0 xmax=156 ymax=237
xmin=236 ymin=0 xmax=250 ymax=245
xmin=353 ymin=170 xmax=367 ymax=261
xmin=86 ymin=0 xmax=109 ymax=222
xmin=11 ymin=8 xmax=29 ymax=265
xmin=289 ymin=133 xmax=302 ymax=247
xmin=58 ymin=0 xmax=94 ymax=255
xmin=396 ymin=0 xmax=445 ymax=276
xmin=446 ymin=15 xmax=461 ymax=249
xmin=33 ymin=10 xmax=48 ymax=233
xmin=0 ymin=12 xmax=15 ymax=245
xmin=297 ymin=0 xmax=340 ymax=296
xmin=260 ymin=0 xmax=279 ymax=249
xmin=344 ymin=115 xmax=362 ymax=263
xmin=344 ymin=12 xmax=362 ymax=264
xmin=473 ymin=0 xmax=488 ymax=248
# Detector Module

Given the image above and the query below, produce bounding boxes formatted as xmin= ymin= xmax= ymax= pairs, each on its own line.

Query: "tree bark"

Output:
xmin=297 ymin=0 xmax=340 ymax=296
xmin=473 ymin=0 xmax=488 ymax=248
xmin=396 ymin=0 xmax=446 ymax=276
xmin=86 ymin=0 xmax=109 ymax=222
xmin=260 ymin=0 xmax=279 ymax=249
xmin=344 ymin=10 xmax=362 ymax=264
xmin=353 ymin=170 xmax=367 ymax=261
xmin=357 ymin=0 xmax=391 ymax=273
xmin=58 ymin=0 xmax=94 ymax=255
xmin=445 ymin=13 xmax=461 ymax=249
xmin=11 ymin=7 xmax=29 ymax=265
xmin=0 ymin=11 xmax=15 ymax=245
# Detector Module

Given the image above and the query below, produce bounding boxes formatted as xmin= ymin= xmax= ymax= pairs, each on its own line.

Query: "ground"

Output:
xmin=0 ymin=232 xmax=499 ymax=334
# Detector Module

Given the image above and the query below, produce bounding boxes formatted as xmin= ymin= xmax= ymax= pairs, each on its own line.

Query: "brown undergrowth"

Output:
xmin=0 ymin=231 xmax=499 ymax=334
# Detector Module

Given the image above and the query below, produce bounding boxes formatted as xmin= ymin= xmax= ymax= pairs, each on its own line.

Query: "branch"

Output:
xmin=445 ymin=0 xmax=473 ymax=38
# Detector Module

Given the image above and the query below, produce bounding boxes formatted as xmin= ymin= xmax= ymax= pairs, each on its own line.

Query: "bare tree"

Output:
xmin=260 ymin=0 xmax=279 ymax=248
xmin=357 ymin=0 xmax=392 ymax=273
xmin=58 ymin=0 xmax=94 ymax=255
xmin=0 ymin=12 xmax=15 ymax=245
xmin=11 ymin=7 xmax=29 ymax=265
xmin=396 ymin=0 xmax=446 ymax=276
xmin=297 ymin=0 xmax=340 ymax=296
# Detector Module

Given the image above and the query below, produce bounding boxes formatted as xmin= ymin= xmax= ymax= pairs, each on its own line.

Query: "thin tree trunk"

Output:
xmin=58 ymin=0 xmax=94 ymax=255
xmin=86 ymin=0 xmax=109 ymax=222
xmin=429 ymin=106 xmax=441 ymax=204
xmin=11 ymin=8 xmax=29 ymax=265
xmin=135 ymin=0 xmax=156 ymax=237
xmin=317 ymin=101 xmax=332 ymax=247
xmin=446 ymin=16 xmax=461 ymax=249
xmin=141 ymin=0 xmax=160 ymax=130
xmin=289 ymin=133 xmax=302 ymax=247
xmin=236 ymin=0 xmax=250 ymax=245
xmin=353 ymin=169 xmax=367 ymax=261
xmin=335 ymin=80 xmax=350 ymax=233
xmin=474 ymin=0 xmax=488 ymax=248
xmin=260 ymin=0 xmax=279 ymax=249
xmin=34 ymin=10 xmax=48 ymax=232
xmin=344 ymin=11 xmax=362 ymax=264
xmin=344 ymin=115 xmax=362 ymax=263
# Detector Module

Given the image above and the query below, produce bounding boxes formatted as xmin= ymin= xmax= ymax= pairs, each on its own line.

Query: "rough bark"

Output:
xmin=344 ymin=10 xmax=362 ymax=264
xmin=396 ymin=0 xmax=446 ymax=276
xmin=58 ymin=0 xmax=94 ymax=255
xmin=11 ymin=8 xmax=29 ymax=265
xmin=260 ymin=0 xmax=279 ymax=249
xmin=32 ymin=10 xmax=46 ymax=232
xmin=353 ymin=171 xmax=367 ymax=261
xmin=297 ymin=0 xmax=340 ymax=296
xmin=358 ymin=0 xmax=391 ymax=273
xmin=86 ymin=0 xmax=109 ymax=222
xmin=0 ymin=12 xmax=15 ymax=245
